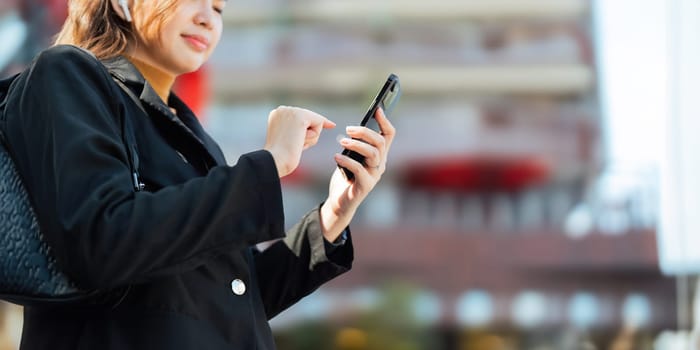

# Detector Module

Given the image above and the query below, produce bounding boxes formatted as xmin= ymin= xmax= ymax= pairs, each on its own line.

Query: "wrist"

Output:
xmin=320 ymin=201 xmax=354 ymax=242
xmin=263 ymin=147 xmax=288 ymax=178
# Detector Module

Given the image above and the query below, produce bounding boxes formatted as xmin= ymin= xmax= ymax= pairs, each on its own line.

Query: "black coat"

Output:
xmin=2 ymin=45 xmax=353 ymax=349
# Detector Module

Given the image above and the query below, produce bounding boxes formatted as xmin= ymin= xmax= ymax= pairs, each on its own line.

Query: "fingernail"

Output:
xmin=340 ymin=138 xmax=350 ymax=145
xmin=346 ymin=126 xmax=360 ymax=133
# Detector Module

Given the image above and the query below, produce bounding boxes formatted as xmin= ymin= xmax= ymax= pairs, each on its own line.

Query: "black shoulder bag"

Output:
xmin=0 ymin=70 xmax=146 ymax=306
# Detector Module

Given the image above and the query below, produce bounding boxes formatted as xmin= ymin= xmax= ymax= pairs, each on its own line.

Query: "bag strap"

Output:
xmin=110 ymin=78 xmax=146 ymax=192
xmin=69 ymin=45 xmax=144 ymax=193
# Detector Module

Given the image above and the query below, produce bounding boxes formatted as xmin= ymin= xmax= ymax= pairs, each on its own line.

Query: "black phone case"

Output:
xmin=340 ymin=74 xmax=400 ymax=181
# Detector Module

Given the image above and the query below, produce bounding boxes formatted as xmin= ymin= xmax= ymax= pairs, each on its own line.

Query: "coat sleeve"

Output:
xmin=3 ymin=46 xmax=286 ymax=290
xmin=253 ymin=206 xmax=353 ymax=319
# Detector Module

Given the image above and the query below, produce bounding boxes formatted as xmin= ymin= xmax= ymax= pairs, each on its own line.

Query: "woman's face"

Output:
xmin=132 ymin=0 xmax=226 ymax=75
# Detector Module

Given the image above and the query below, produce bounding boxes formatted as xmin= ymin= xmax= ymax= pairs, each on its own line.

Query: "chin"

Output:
xmin=176 ymin=59 xmax=205 ymax=75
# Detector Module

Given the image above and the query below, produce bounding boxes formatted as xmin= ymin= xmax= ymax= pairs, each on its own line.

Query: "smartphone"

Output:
xmin=339 ymin=74 xmax=401 ymax=181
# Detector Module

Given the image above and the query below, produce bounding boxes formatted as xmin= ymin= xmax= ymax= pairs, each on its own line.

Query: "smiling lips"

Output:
xmin=182 ymin=34 xmax=209 ymax=52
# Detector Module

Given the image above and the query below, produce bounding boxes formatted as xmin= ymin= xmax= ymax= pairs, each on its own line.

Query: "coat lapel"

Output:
xmin=101 ymin=56 xmax=225 ymax=168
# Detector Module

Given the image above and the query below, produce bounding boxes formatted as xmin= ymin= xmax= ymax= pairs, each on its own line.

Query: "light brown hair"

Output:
xmin=54 ymin=0 xmax=179 ymax=60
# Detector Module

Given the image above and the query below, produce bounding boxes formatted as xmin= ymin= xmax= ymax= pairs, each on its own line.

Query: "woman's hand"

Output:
xmin=320 ymin=108 xmax=396 ymax=241
xmin=264 ymin=106 xmax=336 ymax=178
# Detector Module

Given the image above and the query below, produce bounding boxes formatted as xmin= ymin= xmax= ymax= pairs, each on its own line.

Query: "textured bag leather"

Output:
xmin=0 ymin=59 xmax=145 ymax=306
xmin=0 ymin=73 xmax=92 ymax=305
xmin=0 ymin=133 xmax=89 ymax=304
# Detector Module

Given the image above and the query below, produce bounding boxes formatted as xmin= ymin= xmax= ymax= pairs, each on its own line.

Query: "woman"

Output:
xmin=2 ymin=0 xmax=395 ymax=348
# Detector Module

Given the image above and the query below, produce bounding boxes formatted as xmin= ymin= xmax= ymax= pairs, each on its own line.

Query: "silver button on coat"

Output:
xmin=231 ymin=279 xmax=246 ymax=295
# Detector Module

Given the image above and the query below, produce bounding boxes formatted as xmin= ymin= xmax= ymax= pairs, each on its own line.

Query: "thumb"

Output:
xmin=306 ymin=118 xmax=336 ymax=139
xmin=323 ymin=118 xmax=336 ymax=129
xmin=307 ymin=115 xmax=335 ymax=134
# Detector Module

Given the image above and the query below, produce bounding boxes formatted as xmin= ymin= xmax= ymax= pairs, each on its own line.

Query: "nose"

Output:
xmin=193 ymin=4 xmax=215 ymax=29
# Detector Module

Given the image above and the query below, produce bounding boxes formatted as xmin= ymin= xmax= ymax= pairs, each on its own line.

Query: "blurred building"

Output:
xmin=205 ymin=1 xmax=674 ymax=348
xmin=0 ymin=0 xmax=676 ymax=349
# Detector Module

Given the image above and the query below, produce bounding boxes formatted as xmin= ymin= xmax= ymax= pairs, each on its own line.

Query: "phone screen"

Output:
xmin=340 ymin=74 xmax=401 ymax=181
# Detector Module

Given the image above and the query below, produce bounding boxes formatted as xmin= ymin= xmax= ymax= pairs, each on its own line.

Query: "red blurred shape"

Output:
xmin=403 ymin=155 xmax=550 ymax=193
xmin=174 ymin=65 xmax=211 ymax=121
xmin=280 ymin=166 xmax=312 ymax=186
xmin=46 ymin=0 xmax=67 ymax=25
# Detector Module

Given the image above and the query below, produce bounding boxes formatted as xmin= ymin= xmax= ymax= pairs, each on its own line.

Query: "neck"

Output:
xmin=127 ymin=56 xmax=175 ymax=104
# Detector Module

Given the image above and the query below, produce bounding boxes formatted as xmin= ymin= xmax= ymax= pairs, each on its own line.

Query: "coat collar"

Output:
xmin=101 ymin=56 xmax=225 ymax=168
